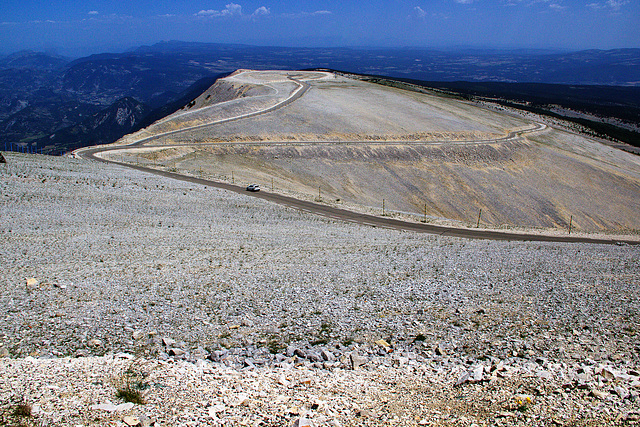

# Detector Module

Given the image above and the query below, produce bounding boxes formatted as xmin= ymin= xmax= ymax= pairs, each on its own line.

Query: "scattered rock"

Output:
xmin=590 ymin=389 xmax=609 ymax=400
xmin=598 ymin=366 xmax=616 ymax=381
xmin=115 ymin=352 xmax=134 ymax=360
xmin=292 ymin=417 xmax=316 ymax=427
xmin=277 ymin=374 xmax=290 ymax=387
xmin=168 ymin=348 xmax=185 ymax=357
xmin=536 ymin=370 xmax=552 ymax=380
xmin=614 ymin=386 xmax=629 ymax=400
xmin=375 ymin=339 xmax=390 ymax=348
xmin=26 ymin=277 xmax=39 ymax=289
xmin=191 ymin=347 xmax=208 ymax=359
xmin=356 ymin=409 xmax=374 ymax=418
xmin=91 ymin=402 xmax=134 ymax=412
xmin=497 ymin=411 xmax=516 ymax=418
xmin=306 ymin=351 xmax=323 ymax=363
xmin=91 ymin=403 xmax=118 ymax=412
xmin=138 ymin=414 xmax=154 ymax=427
xmin=457 ymin=365 xmax=484 ymax=385
xmin=230 ymin=393 xmax=250 ymax=407
xmin=456 ymin=371 xmax=471 ymax=386
xmin=321 ymin=350 xmax=335 ymax=362
xmin=3 ymin=151 xmax=640 ymax=427
xmin=392 ymin=356 xmax=409 ymax=367
xmin=209 ymin=403 xmax=226 ymax=416
xmin=123 ymin=415 xmax=140 ymax=426
xmin=471 ymin=365 xmax=484 ymax=382
xmin=350 ymin=354 xmax=368 ymax=369
xmin=0 ymin=152 xmax=5 ymax=163
xmin=162 ymin=337 xmax=176 ymax=347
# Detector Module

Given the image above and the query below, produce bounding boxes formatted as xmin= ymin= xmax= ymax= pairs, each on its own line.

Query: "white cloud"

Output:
xmin=196 ymin=3 xmax=242 ymax=18
xmin=549 ymin=3 xmax=566 ymax=10
xmin=605 ymin=0 xmax=629 ymax=10
xmin=454 ymin=0 xmax=474 ymax=4
xmin=252 ymin=6 xmax=270 ymax=17
xmin=586 ymin=0 xmax=628 ymax=11
xmin=224 ymin=3 xmax=242 ymax=16
xmin=282 ymin=10 xmax=332 ymax=18
xmin=88 ymin=11 xmax=99 ymax=15
xmin=196 ymin=10 xmax=217 ymax=16
xmin=413 ymin=6 xmax=427 ymax=18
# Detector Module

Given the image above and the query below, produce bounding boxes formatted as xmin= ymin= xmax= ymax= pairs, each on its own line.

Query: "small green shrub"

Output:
xmin=267 ymin=337 xmax=286 ymax=354
xmin=114 ymin=362 xmax=148 ymax=405
xmin=12 ymin=403 xmax=32 ymax=417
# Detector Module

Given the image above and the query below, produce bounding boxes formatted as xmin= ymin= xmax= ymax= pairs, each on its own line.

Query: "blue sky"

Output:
xmin=1 ymin=0 xmax=638 ymax=56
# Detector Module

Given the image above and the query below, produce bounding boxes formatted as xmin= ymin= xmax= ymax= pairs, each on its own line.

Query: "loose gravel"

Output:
xmin=1 ymin=152 xmax=639 ymax=426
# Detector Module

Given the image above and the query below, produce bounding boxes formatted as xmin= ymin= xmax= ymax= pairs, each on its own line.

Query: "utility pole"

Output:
xmin=382 ymin=199 xmax=385 ymax=216
xmin=568 ymin=215 xmax=573 ymax=234
xmin=476 ymin=209 xmax=482 ymax=228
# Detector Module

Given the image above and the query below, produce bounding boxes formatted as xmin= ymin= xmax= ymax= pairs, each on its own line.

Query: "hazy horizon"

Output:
xmin=1 ymin=0 xmax=638 ymax=58
xmin=0 ymin=40 xmax=594 ymax=60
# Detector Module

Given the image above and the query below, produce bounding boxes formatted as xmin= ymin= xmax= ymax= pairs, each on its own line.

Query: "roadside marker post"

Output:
xmin=568 ymin=215 xmax=573 ymax=234
xmin=476 ymin=209 xmax=482 ymax=228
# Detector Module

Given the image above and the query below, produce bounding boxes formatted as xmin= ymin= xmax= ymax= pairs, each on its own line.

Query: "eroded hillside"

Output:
xmin=110 ymin=70 xmax=640 ymax=233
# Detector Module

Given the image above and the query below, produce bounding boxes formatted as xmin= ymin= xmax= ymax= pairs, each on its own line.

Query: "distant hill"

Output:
xmin=1 ymin=42 xmax=639 ymax=155
xmin=0 ymin=50 xmax=70 ymax=70
xmin=34 ymin=97 xmax=151 ymax=154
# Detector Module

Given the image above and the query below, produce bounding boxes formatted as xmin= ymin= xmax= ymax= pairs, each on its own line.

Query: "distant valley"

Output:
xmin=1 ymin=42 xmax=639 ymax=155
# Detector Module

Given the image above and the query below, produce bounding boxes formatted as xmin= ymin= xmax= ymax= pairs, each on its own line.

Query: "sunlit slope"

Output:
xmin=125 ymin=70 xmax=529 ymax=144
xmin=119 ymin=70 xmax=640 ymax=233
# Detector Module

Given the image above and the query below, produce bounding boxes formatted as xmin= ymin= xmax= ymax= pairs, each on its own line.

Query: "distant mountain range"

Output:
xmin=1 ymin=42 xmax=639 ymax=155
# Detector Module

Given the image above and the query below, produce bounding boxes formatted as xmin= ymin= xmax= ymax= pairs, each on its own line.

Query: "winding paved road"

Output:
xmin=75 ymin=72 xmax=638 ymax=246
xmin=76 ymin=149 xmax=638 ymax=245
xmin=126 ymin=76 xmax=311 ymax=148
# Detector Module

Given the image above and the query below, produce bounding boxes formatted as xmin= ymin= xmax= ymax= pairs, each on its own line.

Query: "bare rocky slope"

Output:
xmin=1 ymin=152 xmax=640 ymax=426
xmin=3 ymin=70 xmax=640 ymax=427
xmin=117 ymin=70 xmax=640 ymax=234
